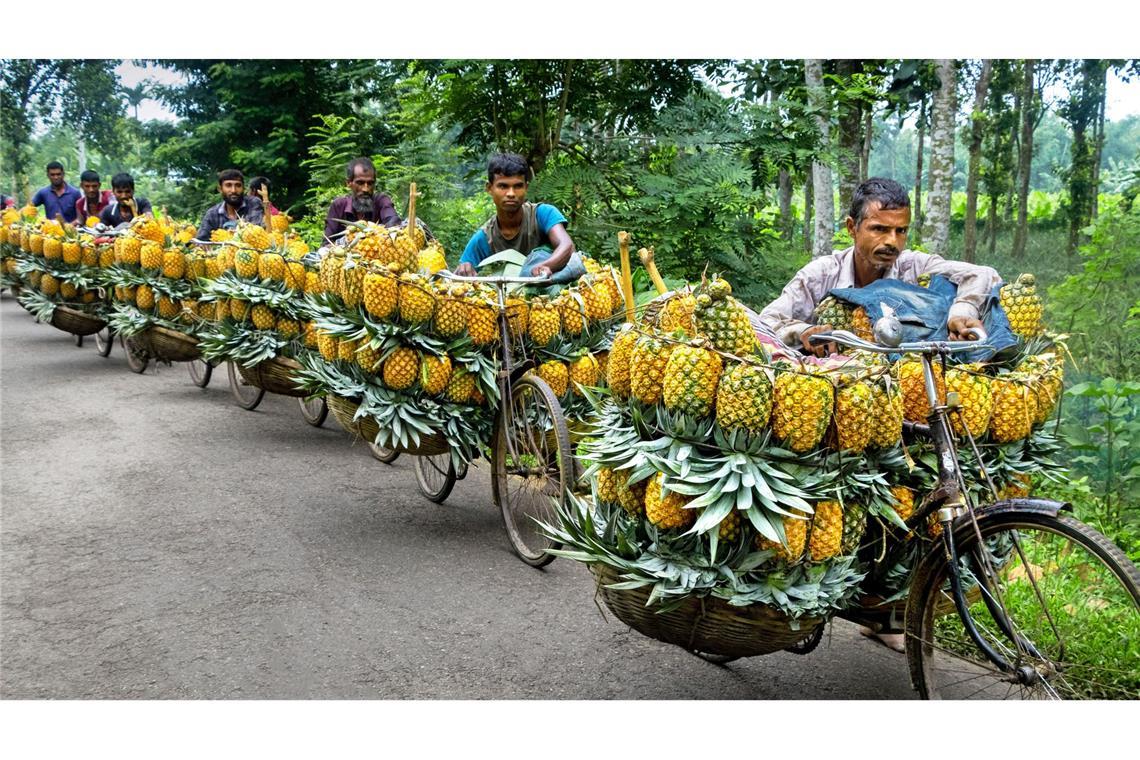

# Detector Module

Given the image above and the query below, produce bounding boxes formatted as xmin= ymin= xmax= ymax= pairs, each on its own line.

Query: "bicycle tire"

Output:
xmin=95 ymin=326 xmax=114 ymax=357
xmin=187 ymin=358 xmax=213 ymax=388
xmin=227 ymin=361 xmax=266 ymax=410
xmin=414 ymin=453 xmax=457 ymax=504
xmin=298 ymin=396 xmax=328 ymax=427
xmin=493 ymin=374 xmax=572 ymax=568
xmin=123 ymin=336 xmax=149 ymax=374
xmin=368 ymin=442 xmax=400 ymax=464
xmin=906 ymin=511 xmax=1140 ymax=700
xmin=75 ymin=333 xmax=84 ymax=347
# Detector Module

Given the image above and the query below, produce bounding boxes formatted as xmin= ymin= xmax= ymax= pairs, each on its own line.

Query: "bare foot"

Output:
xmin=859 ymin=626 xmax=906 ymax=653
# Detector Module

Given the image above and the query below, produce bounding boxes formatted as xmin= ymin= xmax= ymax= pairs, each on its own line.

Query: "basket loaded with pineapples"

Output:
xmin=543 ymin=268 xmax=1069 ymax=659
xmin=3 ymin=206 xmax=114 ymax=337
xmin=0 ymin=204 xmax=35 ymax=294
xmin=289 ymin=213 xmax=626 ymax=468
xmin=194 ymin=216 xmax=322 ymax=396
xmin=103 ymin=214 xmax=210 ymax=364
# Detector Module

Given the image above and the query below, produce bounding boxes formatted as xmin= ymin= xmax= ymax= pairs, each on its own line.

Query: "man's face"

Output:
xmin=487 ymin=174 xmax=528 ymax=213
xmin=849 ymin=204 xmax=910 ymax=276
xmin=47 ymin=168 xmax=65 ymax=188
xmin=220 ymin=179 xmax=245 ymax=206
xmin=347 ymin=168 xmax=376 ymax=200
xmin=113 ymin=186 xmax=134 ymax=204
xmin=81 ymin=180 xmax=101 ymax=201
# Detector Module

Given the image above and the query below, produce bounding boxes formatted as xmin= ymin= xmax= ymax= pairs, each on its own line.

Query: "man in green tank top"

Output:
xmin=456 ymin=153 xmax=585 ymax=282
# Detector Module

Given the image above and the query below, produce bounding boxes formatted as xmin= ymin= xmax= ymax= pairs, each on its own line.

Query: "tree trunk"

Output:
xmin=835 ymin=60 xmax=863 ymax=216
xmin=805 ymin=59 xmax=835 ymax=258
xmin=1012 ymin=60 xmax=1036 ymax=259
xmin=1092 ymin=66 xmax=1107 ymax=220
xmin=922 ymin=59 xmax=957 ymax=257
xmin=1066 ymin=59 xmax=1108 ymax=256
xmin=987 ymin=189 xmax=999 ymax=256
xmin=78 ymin=138 xmax=87 ymax=174
xmin=913 ymin=96 xmax=927 ymax=241
xmin=860 ymin=106 xmax=874 ymax=181
xmin=804 ymin=173 xmax=814 ymax=253
xmin=778 ymin=169 xmax=793 ymax=241
xmin=963 ymin=60 xmax=993 ymax=263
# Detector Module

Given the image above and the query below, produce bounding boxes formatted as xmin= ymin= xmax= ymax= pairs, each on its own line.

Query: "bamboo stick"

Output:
xmin=617 ymin=231 xmax=635 ymax=323
xmin=638 ymin=246 xmax=668 ymax=295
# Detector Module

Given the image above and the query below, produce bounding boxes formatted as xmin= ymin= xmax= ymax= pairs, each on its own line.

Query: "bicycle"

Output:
xmin=812 ymin=328 xmax=1140 ymax=699
xmin=429 ymin=270 xmax=574 ymax=568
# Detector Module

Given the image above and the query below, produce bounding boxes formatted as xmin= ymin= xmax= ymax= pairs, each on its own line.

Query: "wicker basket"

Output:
xmin=50 ymin=305 xmax=107 ymax=336
xmin=142 ymin=326 xmax=201 ymax=362
xmin=591 ymin=563 xmax=825 ymax=658
xmin=326 ymin=394 xmax=451 ymax=455
xmin=236 ymin=356 xmax=308 ymax=397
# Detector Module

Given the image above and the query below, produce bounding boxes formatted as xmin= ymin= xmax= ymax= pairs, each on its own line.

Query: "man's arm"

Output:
xmin=196 ymin=209 xmax=215 ymax=243
xmin=757 ymin=259 xmax=832 ymax=349
xmin=136 ymin=198 xmax=154 ymax=217
xmin=455 ymin=230 xmax=490 ymax=277
xmin=532 ymin=204 xmax=573 ymax=276
xmin=30 ymin=188 xmax=46 ymax=208
xmin=376 ymin=194 xmax=402 ymax=227
xmin=324 ymin=197 xmax=345 ymax=240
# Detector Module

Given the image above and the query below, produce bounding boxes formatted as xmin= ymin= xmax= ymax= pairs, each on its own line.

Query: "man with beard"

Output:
xmin=99 ymin=173 xmax=153 ymax=228
xmin=196 ymin=168 xmax=265 ymax=242
xmin=31 ymin=161 xmax=82 ymax=223
xmin=323 ymin=157 xmax=401 ymax=240
xmin=74 ymin=170 xmax=112 ymax=223
xmin=758 ymin=177 xmax=998 ymax=358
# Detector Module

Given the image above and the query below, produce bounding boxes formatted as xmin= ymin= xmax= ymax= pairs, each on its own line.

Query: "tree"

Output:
xmin=1 ymin=59 xmax=124 ymax=198
xmin=962 ymin=59 xmax=993 ymax=262
xmin=805 ymin=59 xmax=834 ymax=258
xmin=1059 ymin=59 xmax=1113 ymax=255
xmin=979 ymin=60 xmax=1020 ymax=255
xmin=922 ymin=59 xmax=957 ymax=256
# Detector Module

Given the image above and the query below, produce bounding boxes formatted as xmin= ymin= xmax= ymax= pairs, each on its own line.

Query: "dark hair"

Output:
xmin=248 ymin=176 xmax=270 ymax=194
xmin=487 ymin=153 xmax=529 ymax=183
xmin=849 ymin=177 xmax=910 ymax=225
xmin=345 ymin=157 xmax=375 ymax=181
xmin=111 ymin=172 xmax=135 ymax=191
xmin=217 ymin=168 xmax=244 ymax=185
xmin=80 ymin=170 xmax=100 ymax=184
xmin=46 ymin=161 xmax=64 ymax=173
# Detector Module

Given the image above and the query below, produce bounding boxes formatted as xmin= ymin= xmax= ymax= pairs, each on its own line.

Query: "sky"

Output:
xmin=116 ymin=60 xmax=1140 ymax=127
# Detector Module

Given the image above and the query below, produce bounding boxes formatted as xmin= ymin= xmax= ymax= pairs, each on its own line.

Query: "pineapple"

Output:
xmin=445 ymin=368 xmax=476 ymax=404
xmin=771 ymin=367 xmax=835 ymax=453
xmin=162 ymin=249 xmax=186 ymax=280
xmin=40 ymin=274 xmax=60 ymax=297
xmin=62 ymin=239 xmax=81 ymax=265
xmin=417 ymin=242 xmax=448 ymax=275
xmin=136 ymin=283 xmax=156 ymax=311
xmin=420 ymin=354 xmax=453 ymax=396
xmin=251 ymin=304 xmax=276 ymax=330
xmin=757 ymin=515 xmax=808 ymax=563
xmin=569 ymin=353 xmax=600 ymax=396
xmin=658 ymin=291 xmax=696 ymax=336
xmin=466 ymin=296 xmax=498 ymax=346
xmin=229 ymin=298 xmax=249 ymax=321
xmin=239 ymin=222 xmax=270 ymax=250
xmin=284 ymin=261 xmax=305 ymax=291
xmin=383 ymin=347 xmax=420 ymax=390
xmin=578 ymin=276 xmax=612 ymax=322
xmin=1000 ymin=273 xmax=1044 ymax=339
xmin=629 ymin=334 xmax=676 ymax=406
xmin=60 ymin=282 xmax=78 ymax=299
xmin=270 ymin=214 xmax=290 ymax=233
xmin=392 ymin=229 xmax=420 ymax=271
xmin=812 ymin=295 xmax=853 ymax=331
xmin=605 ymin=328 xmax=639 ymax=400
xmin=258 ymin=252 xmax=286 ymax=283
xmin=140 ymin=241 xmax=163 ymax=270
xmin=644 ymin=473 xmax=694 ymax=530
xmin=898 ymin=359 xmax=945 ymax=422
xmin=1017 ymin=353 xmax=1064 ymax=424
xmin=841 ymin=502 xmax=867 ymax=555
xmin=157 ymin=296 xmax=179 ymax=320
xmin=317 ymin=330 xmax=338 ymax=361
xmin=276 ymin=318 xmax=300 ymax=339
xmin=833 ymin=377 xmax=874 ymax=453
xmin=597 ymin=469 xmax=646 ymax=517
xmin=662 ymin=339 xmax=723 ymax=418
xmin=557 ymin=292 xmax=586 ymax=336
xmin=341 ymin=260 xmax=367 ymax=308
xmin=209 ymin=228 xmax=233 ymax=243
xmin=537 ymin=360 xmax=570 ymax=398
xmin=98 ymin=245 xmax=115 ymax=268
xmin=692 ymin=275 xmax=759 ymax=357
xmin=868 ymin=380 xmax=904 ymax=448
xmin=505 ymin=296 xmax=529 ymax=339
xmin=304 ymin=271 xmax=323 ymax=295
xmin=997 ymin=473 xmax=1033 ymax=500
xmin=81 ymin=244 xmax=98 ymax=267
xmin=398 ymin=272 xmax=436 ymax=324
xmin=946 ymin=364 xmax=993 ymax=438
xmin=527 ymin=297 xmax=561 ymax=347
xmin=990 ymin=375 xmax=1036 ymax=442
xmin=337 ymin=338 xmax=358 ymax=363
xmin=42 ymin=235 xmax=62 ymax=260
xmin=355 ymin=342 xmax=382 ymax=373
xmin=889 ymin=485 xmax=916 ymax=522
xmin=596 ymin=467 xmax=623 ymax=504
xmin=808 ymin=500 xmax=843 ymax=561
xmin=718 ymin=511 xmax=742 ymax=542
xmin=715 ymin=362 xmax=773 ymax=437
xmin=363 ymin=266 xmax=399 ymax=321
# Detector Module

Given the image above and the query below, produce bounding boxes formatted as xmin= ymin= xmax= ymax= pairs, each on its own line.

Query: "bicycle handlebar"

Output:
xmin=808 ymin=327 xmax=989 ymax=355
xmin=433 ymin=270 xmax=553 ymax=286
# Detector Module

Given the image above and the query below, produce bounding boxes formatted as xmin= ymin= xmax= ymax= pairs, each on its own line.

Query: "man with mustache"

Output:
xmin=99 ymin=173 xmax=153 ymax=228
xmin=759 ymin=177 xmax=999 ymax=357
xmin=74 ymin=170 xmax=112 ymax=223
xmin=196 ymin=168 xmax=265 ymax=242
xmin=323 ymin=157 xmax=401 ymax=241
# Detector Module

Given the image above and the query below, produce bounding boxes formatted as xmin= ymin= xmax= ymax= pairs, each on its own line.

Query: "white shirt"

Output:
xmin=758 ymin=247 xmax=1002 ymax=346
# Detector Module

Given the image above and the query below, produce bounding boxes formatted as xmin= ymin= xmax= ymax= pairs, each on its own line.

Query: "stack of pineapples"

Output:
xmin=548 ymin=270 xmax=1069 ymax=622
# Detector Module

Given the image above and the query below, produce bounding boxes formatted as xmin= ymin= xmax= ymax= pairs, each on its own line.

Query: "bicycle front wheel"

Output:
xmin=298 ymin=396 xmax=328 ymax=427
xmin=493 ymin=374 xmax=573 ymax=568
xmin=414 ymin=452 xmax=457 ymax=504
xmin=187 ymin=358 xmax=213 ymax=388
xmin=227 ymin=361 xmax=266 ymax=410
xmin=906 ymin=512 xmax=1140 ymax=699
xmin=95 ymin=326 xmax=114 ymax=357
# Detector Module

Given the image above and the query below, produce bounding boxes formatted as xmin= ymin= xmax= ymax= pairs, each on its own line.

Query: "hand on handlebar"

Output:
xmin=530 ymin=264 xmax=553 ymax=280
xmin=455 ymin=261 xmax=477 ymax=277
xmin=800 ymin=324 xmax=838 ymax=357
xmin=947 ymin=316 xmax=985 ymax=341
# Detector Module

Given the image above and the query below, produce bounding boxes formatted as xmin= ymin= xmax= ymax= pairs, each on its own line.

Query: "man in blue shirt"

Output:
xmin=99 ymin=173 xmax=153 ymax=228
xmin=195 ymin=168 xmax=265 ymax=242
xmin=455 ymin=153 xmax=583 ymax=282
xmin=31 ymin=161 xmax=82 ymax=223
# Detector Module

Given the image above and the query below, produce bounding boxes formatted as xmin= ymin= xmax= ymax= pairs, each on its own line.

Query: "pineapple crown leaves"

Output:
xmin=197 ymin=320 xmax=288 ymax=367
xmin=106 ymin=301 xmax=157 ymax=338
xmin=16 ymin=287 xmax=59 ymax=323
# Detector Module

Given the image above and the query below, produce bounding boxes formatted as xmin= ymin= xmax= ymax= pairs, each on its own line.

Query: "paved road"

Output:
xmin=0 ymin=293 xmax=917 ymax=699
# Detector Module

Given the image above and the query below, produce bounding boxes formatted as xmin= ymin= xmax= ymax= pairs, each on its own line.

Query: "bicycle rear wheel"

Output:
xmin=123 ymin=336 xmax=149 ymax=374
xmin=95 ymin=326 xmax=114 ymax=357
xmin=414 ymin=453 xmax=457 ymax=504
xmin=906 ymin=511 xmax=1140 ymax=699
xmin=493 ymin=374 xmax=572 ymax=568
xmin=298 ymin=396 xmax=328 ymax=427
xmin=187 ymin=358 xmax=213 ymax=388
xmin=369 ymin=442 xmax=400 ymax=464
xmin=227 ymin=361 xmax=266 ymax=410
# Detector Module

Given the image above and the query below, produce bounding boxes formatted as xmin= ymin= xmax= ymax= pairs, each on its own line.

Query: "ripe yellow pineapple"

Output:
xmin=658 ymin=291 xmax=696 ymax=335
xmin=757 ymin=515 xmax=809 ymax=563
xmin=1000 ymin=273 xmax=1044 ymax=339
xmin=868 ymin=380 xmax=904 ymax=448
xmin=417 ymin=242 xmax=447 ymax=275
xmin=809 ymin=500 xmax=843 ymax=561
xmin=420 ymin=354 xmax=453 ymax=396
xmin=889 ymin=485 xmax=916 ymax=522
xmin=239 ymin=222 xmax=270 ymax=251
xmin=1017 ymin=353 xmax=1064 ymax=424
xmin=136 ymin=283 xmax=156 ymax=311
xmin=505 ymin=296 xmax=529 ymax=339
xmin=60 ymin=281 xmax=78 ymax=299
xmin=606 ymin=328 xmax=639 ymax=399
xmin=398 ymin=273 xmax=435 ymax=324
xmin=898 ymin=359 xmax=945 ymax=422
xmin=62 ymin=239 xmax=81 ymax=265
xmin=578 ymin=276 xmax=612 ymax=322
xmin=284 ymin=261 xmax=306 ymax=291
xmin=527 ymin=297 xmax=561 ymax=346
xmin=662 ymin=339 xmax=723 ymax=418
xmin=210 ymin=228 xmax=233 ymax=243
xmin=383 ymin=347 xmax=420 ymax=390
xmin=304 ymin=271 xmax=323 ymax=295
xmin=277 ymin=318 xmax=300 ymax=339
xmin=557 ymin=292 xmax=586 ymax=336
xmin=317 ymin=330 xmax=338 ymax=361
xmin=270 ymin=214 xmax=290 ymax=233
xmin=162 ymin=249 xmax=186 ymax=279
xmin=833 ymin=377 xmax=874 ymax=453
xmin=629 ymin=334 xmax=676 ymax=406
xmin=537 ymin=360 xmax=569 ymax=398
xmin=692 ymin=275 xmax=759 ymax=357
xmin=140 ymin=241 xmax=163 ymax=270
xmin=157 ymin=296 xmax=179 ymax=320
xmin=569 ymin=353 xmax=600 ymax=396
xmin=716 ymin=362 xmax=773 ymax=437
xmin=355 ymin=342 xmax=382 ymax=373
xmin=433 ymin=284 xmax=470 ymax=338
xmin=946 ymin=364 xmax=993 ymax=438
xmin=771 ymin=367 xmax=834 ymax=453
xmin=989 ymin=375 xmax=1036 ymax=442
xmin=337 ymin=337 xmax=358 ymax=363
xmin=644 ymin=473 xmax=694 ymax=530
xmin=466 ymin=296 xmax=498 ymax=346
xmin=251 ymin=304 xmax=276 ymax=330
xmin=996 ymin=473 xmax=1032 ymax=500
xmin=81 ymin=244 xmax=98 ymax=267
xmin=445 ymin=368 xmax=476 ymax=404
xmin=229 ymin=298 xmax=249 ymax=321
xmin=363 ymin=266 xmax=399 ymax=320
xmin=258 ymin=252 xmax=287 ymax=282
